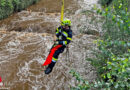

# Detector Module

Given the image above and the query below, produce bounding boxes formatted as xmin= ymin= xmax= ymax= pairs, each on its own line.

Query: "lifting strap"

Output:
xmin=43 ymin=45 xmax=62 ymax=66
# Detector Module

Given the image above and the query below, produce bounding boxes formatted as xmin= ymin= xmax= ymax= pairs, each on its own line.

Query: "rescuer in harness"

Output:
xmin=44 ymin=19 xmax=72 ymax=74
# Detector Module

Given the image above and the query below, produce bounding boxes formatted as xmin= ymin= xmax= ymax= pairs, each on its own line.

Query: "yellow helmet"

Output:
xmin=61 ymin=19 xmax=71 ymax=26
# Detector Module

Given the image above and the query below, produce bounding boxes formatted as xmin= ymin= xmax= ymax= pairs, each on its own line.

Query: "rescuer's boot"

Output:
xmin=44 ymin=61 xmax=56 ymax=74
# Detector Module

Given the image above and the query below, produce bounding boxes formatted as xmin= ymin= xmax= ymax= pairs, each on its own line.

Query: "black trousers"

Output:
xmin=51 ymin=44 xmax=66 ymax=61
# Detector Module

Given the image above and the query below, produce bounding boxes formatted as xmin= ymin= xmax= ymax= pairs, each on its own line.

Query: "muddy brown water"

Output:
xmin=0 ymin=0 xmax=97 ymax=90
xmin=0 ymin=0 xmax=79 ymax=34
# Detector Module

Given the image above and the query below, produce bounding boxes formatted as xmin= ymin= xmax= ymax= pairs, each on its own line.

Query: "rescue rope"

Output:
xmin=66 ymin=45 xmax=70 ymax=61
xmin=61 ymin=0 xmax=64 ymax=24
xmin=61 ymin=0 xmax=70 ymax=61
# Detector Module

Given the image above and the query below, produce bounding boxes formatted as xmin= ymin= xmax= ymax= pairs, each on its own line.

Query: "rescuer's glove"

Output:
xmin=54 ymin=41 xmax=59 ymax=45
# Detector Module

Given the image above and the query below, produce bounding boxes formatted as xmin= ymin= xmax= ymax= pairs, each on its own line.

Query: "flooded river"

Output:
xmin=0 ymin=0 xmax=98 ymax=90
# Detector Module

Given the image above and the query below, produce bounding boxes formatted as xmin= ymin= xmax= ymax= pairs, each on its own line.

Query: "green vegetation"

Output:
xmin=0 ymin=0 xmax=40 ymax=20
xmin=70 ymin=0 xmax=130 ymax=89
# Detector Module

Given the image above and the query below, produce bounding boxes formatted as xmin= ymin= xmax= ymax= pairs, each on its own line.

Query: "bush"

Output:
xmin=70 ymin=0 xmax=130 ymax=89
xmin=0 ymin=0 xmax=13 ymax=19
xmin=0 ymin=0 xmax=40 ymax=20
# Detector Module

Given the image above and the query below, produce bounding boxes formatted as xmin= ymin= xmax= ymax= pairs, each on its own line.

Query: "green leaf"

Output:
xmin=107 ymin=61 xmax=112 ymax=65
xmin=106 ymin=8 xmax=108 ymax=12
xmin=112 ymin=71 xmax=116 ymax=75
xmin=108 ymin=65 xmax=112 ymax=69
xmin=107 ymin=73 xmax=111 ymax=78
xmin=122 ymin=68 xmax=126 ymax=72
xmin=115 ymin=83 xmax=119 ymax=88
xmin=127 ymin=42 xmax=130 ymax=47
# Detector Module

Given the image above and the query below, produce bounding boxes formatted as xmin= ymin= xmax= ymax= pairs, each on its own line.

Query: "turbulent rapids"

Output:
xmin=0 ymin=0 xmax=99 ymax=89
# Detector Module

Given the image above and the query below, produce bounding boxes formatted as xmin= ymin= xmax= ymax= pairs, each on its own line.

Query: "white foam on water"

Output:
xmin=0 ymin=82 xmax=3 ymax=86
xmin=0 ymin=34 xmax=6 ymax=42
xmin=0 ymin=60 xmax=9 ymax=64
xmin=17 ymin=56 xmax=46 ymax=89
xmin=7 ymin=39 xmax=21 ymax=47
xmin=35 ymin=56 xmax=45 ymax=65
xmin=5 ymin=40 xmax=23 ymax=56
xmin=84 ymin=0 xmax=98 ymax=5
xmin=78 ymin=0 xmax=100 ymax=10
